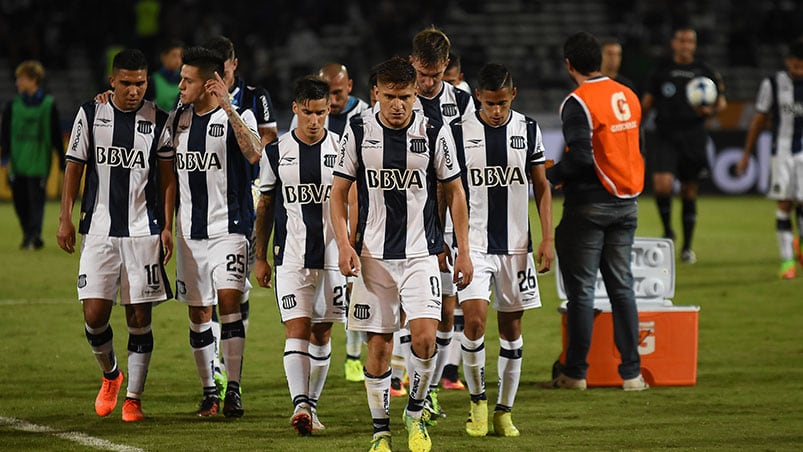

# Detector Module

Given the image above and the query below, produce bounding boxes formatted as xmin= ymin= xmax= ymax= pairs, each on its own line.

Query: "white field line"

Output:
xmin=0 ymin=416 xmax=145 ymax=452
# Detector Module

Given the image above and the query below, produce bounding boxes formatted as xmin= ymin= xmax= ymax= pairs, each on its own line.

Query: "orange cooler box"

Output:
xmin=554 ymin=238 xmax=700 ymax=387
xmin=557 ymin=303 xmax=700 ymax=387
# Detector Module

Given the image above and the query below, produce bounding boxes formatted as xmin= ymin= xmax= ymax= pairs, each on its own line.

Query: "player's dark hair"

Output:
xmin=159 ymin=38 xmax=184 ymax=55
xmin=446 ymin=51 xmax=461 ymax=71
xmin=564 ymin=32 xmax=601 ymax=76
xmin=412 ymin=27 xmax=450 ymax=67
xmin=181 ymin=46 xmax=224 ymax=81
xmin=368 ymin=69 xmax=377 ymax=88
xmin=203 ymin=35 xmax=236 ymax=61
xmin=477 ymin=63 xmax=513 ymax=91
xmin=112 ymin=48 xmax=148 ymax=72
xmin=375 ymin=56 xmax=415 ymax=88
xmin=599 ymin=37 xmax=621 ymax=48
xmin=788 ymin=37 xmax=803 ymax=60
xmin=294 ymin=76 xmax=330 ymax=104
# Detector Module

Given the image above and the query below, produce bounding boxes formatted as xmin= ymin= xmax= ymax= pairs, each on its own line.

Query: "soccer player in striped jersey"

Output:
xmin=331 ymin=56 xmax=473 ymax=452
xmin=736 ymin=37 xmax=803 ymax=278
xmin=291 ymin=63 xmax=370 ymax=382
xmin=203 ymin=36 xmax=278 ymax=391
xmin=57 ymin=48 xmax=175 ymax=423
xmin=170 ymin=46 xmax=262 ymax=418
xmin=455 ymin=63 xmax=553 ymax=438
xmin=253 ymin=76 xmax=347 ymax=435
xmin=409 ymin=27 xmax=477 ymax=415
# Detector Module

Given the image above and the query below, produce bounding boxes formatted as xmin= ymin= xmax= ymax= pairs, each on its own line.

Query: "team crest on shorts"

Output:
xmin=353 ymin=303 xmax=370 ymax=320
xmin=177 ymin=280 xmax=187 ymax=295
xmin=77 ymin=274 xmax=87 ymax=288
xmin=281 ymin=294 xmax=297 ymax=310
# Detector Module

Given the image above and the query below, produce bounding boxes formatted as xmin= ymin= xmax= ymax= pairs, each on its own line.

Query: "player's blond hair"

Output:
xmin=15 ymin=60 xmax=45 ymax=83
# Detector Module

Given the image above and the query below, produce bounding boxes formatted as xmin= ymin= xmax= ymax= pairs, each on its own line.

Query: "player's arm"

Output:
xmin=331 ymin=175 xmax=360 ymax=277
xmin=57 ymin=160 xmax=84 ymax=254
xmin=736 ymin=112 xmax=770 ymax=176
xmin=442 ymin=177 xmax=472 ymax=288
xmin=640 ymin=92 xmax=654 ymax=115
xmin=531 ymin=163 xmax=554 ymax=273
xmin=258 ymin=126 xmax=278 ymax=147
xmin=158 ymin=156 xmax=176 ymax=264
xmin=209 ymin=72 xmax=262 ymax=164
xmin=347 ymin=183 xmax=358 ymax=247
xmin=254 ymin=189 xmax=276 ymax=288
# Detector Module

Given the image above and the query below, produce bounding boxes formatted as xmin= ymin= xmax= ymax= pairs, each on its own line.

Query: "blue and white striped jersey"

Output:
xmin=455 ymin=110 xmax=545 ymax=254
xmin=755 ymin=71 xmax=803 ymax=156
xmin=259 ymin=129 xmax=341 ymax=270
xmin=414 ymin=81 xmax=476 ymax=127
xmin=335 ymin=111 xmax=460 ymax=259
xmin=170 ymin=105 xmax=258 ymax=239
xmin=65 ymin=99 xmax=172 ymax=237
xmin=290 ymin=95 xmax=370 ymax=137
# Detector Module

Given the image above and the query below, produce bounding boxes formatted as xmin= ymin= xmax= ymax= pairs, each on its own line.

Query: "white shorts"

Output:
xmin=77 ymin=234 xmax=171 ymax=305
xmin=457 ymin=252 xmax=542 ymax=313
xmin=176 ymin=234 xmax=248 ymax=306
xmin=348 ymin=255 xmax=442 ymax=334
xmin=275 ymin=266 xmax=348 ymax=323
xmin=768 ymin=153 xmax=803 ymax=201
xmin=440 ymin=240 xmax=457 ymax=297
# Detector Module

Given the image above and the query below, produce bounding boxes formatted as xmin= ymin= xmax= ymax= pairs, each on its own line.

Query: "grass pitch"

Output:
xmin=0 ymin=196 xmax=802 ymax=451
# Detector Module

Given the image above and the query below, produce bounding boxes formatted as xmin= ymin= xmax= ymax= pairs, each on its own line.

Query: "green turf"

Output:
xmin=1 ymin=196 xmax=802 ymax=451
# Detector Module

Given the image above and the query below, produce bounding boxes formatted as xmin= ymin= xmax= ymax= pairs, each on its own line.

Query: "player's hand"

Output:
xmin=56 ymin=219 xmax=76 ymax=254
xmin=536 ymin=239 xmax=554 ymax=274
xmin=94 ymin=90 xmax=113 ymax=104
xmin=254 ymin=259 xmax=272 ymax=288
xmin=734 ymin=154 xmax=749 ymax=176
xmin=161 ymin=229 xmax=173 ymax=265
xmin=206 ymin=72 xmax=232 ymax=110
xmin=338 ymin=246 xmax=360 ymax=277
xmin=693 ymin=105 xmax=715 ymax=118
xmin=453 ymin=251 xmax=473 ymax=289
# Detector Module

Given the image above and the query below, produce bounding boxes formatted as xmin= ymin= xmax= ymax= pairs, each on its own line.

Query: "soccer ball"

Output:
xmin=685 ymin=76 xmax=718 ymax=107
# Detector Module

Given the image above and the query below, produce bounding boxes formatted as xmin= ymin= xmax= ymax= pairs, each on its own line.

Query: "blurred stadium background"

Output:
xmin=2 ymin=0 xmax=801 ymax=197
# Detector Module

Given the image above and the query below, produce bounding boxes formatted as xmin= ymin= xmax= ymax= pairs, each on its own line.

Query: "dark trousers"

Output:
xmin=555 ymin=200 xmax=642 ymax=380
xmin=11 ymin=175 xmax=47 ymax=246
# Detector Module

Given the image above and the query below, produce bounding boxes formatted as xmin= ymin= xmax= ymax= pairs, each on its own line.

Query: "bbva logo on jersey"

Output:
xmin=284 ymin=184 xmax=331 ymax=204
xmin=468 ymin=166 xmax=526 ymax=187
xmin=96 ymin=146 xmax=146 ymax=169
xmin=176 ymin=151 xmax=223 ymax=171
xmin=365 ymin=168 xmax=424 ymax=190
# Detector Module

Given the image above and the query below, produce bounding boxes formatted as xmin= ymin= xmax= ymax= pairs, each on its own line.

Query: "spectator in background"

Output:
xmin=1 ymin=60 xmax=65 ymax=250
xmin=146 ymin=38 xmax=183 ymax=112
xmin=641 ymin=27 xmax=727 ymax=264
xmin=736 ymin=37 xmax=803 ymax=279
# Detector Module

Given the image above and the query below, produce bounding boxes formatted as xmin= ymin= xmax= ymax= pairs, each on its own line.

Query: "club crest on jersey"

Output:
xmin=410 ymin=139 xmax=427 ymax=154
xmin=469 ymin=166 xmax=526 ymax=187
xmin=284 ymin=184 xmax=331 ymax=204
xmin=442 ymin=103 xmax=458 ymax=117
xmin=324 ymin=154 xmax=337 ymax=168
xmin=137 ymin=120 xmax=153 ymax=134
xmin=353 ymin=303 xmax=370 ymax=320
xmin=510 ymin=136 xmax=526 ymax=150
xmin=281 ymin=294 xmax=297 ymax=310
xmin=176 ymin=151 xmax=222 ymax=171
xmin=96 ymin=146 xmax=146 ymax=169
xmin=366 ymin=168 xmax=424 ymax=190
xmin=209 ymin=124 xmax=225 ymax=137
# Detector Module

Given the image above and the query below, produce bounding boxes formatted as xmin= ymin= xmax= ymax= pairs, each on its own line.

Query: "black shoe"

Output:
xmin=223 ymin=390 xmax=244 ymax=418
xmin=32 ymin=237 xmax=44 ymax=250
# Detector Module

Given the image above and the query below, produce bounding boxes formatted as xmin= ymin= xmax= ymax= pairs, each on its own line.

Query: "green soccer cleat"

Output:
xmin=369 ymin=432 xmax=392 ymax=452
xmin=345 ymin=358 xmax=365 ymax=382
xmin=465 ymin=399 xmax=488 ymax=437
xmin=404 ymin=411 xmax=432 ymax=452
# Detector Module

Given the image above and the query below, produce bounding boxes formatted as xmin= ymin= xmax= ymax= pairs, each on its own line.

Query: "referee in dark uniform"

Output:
xmin=642 ymin=26 xmax=726 ymax=263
